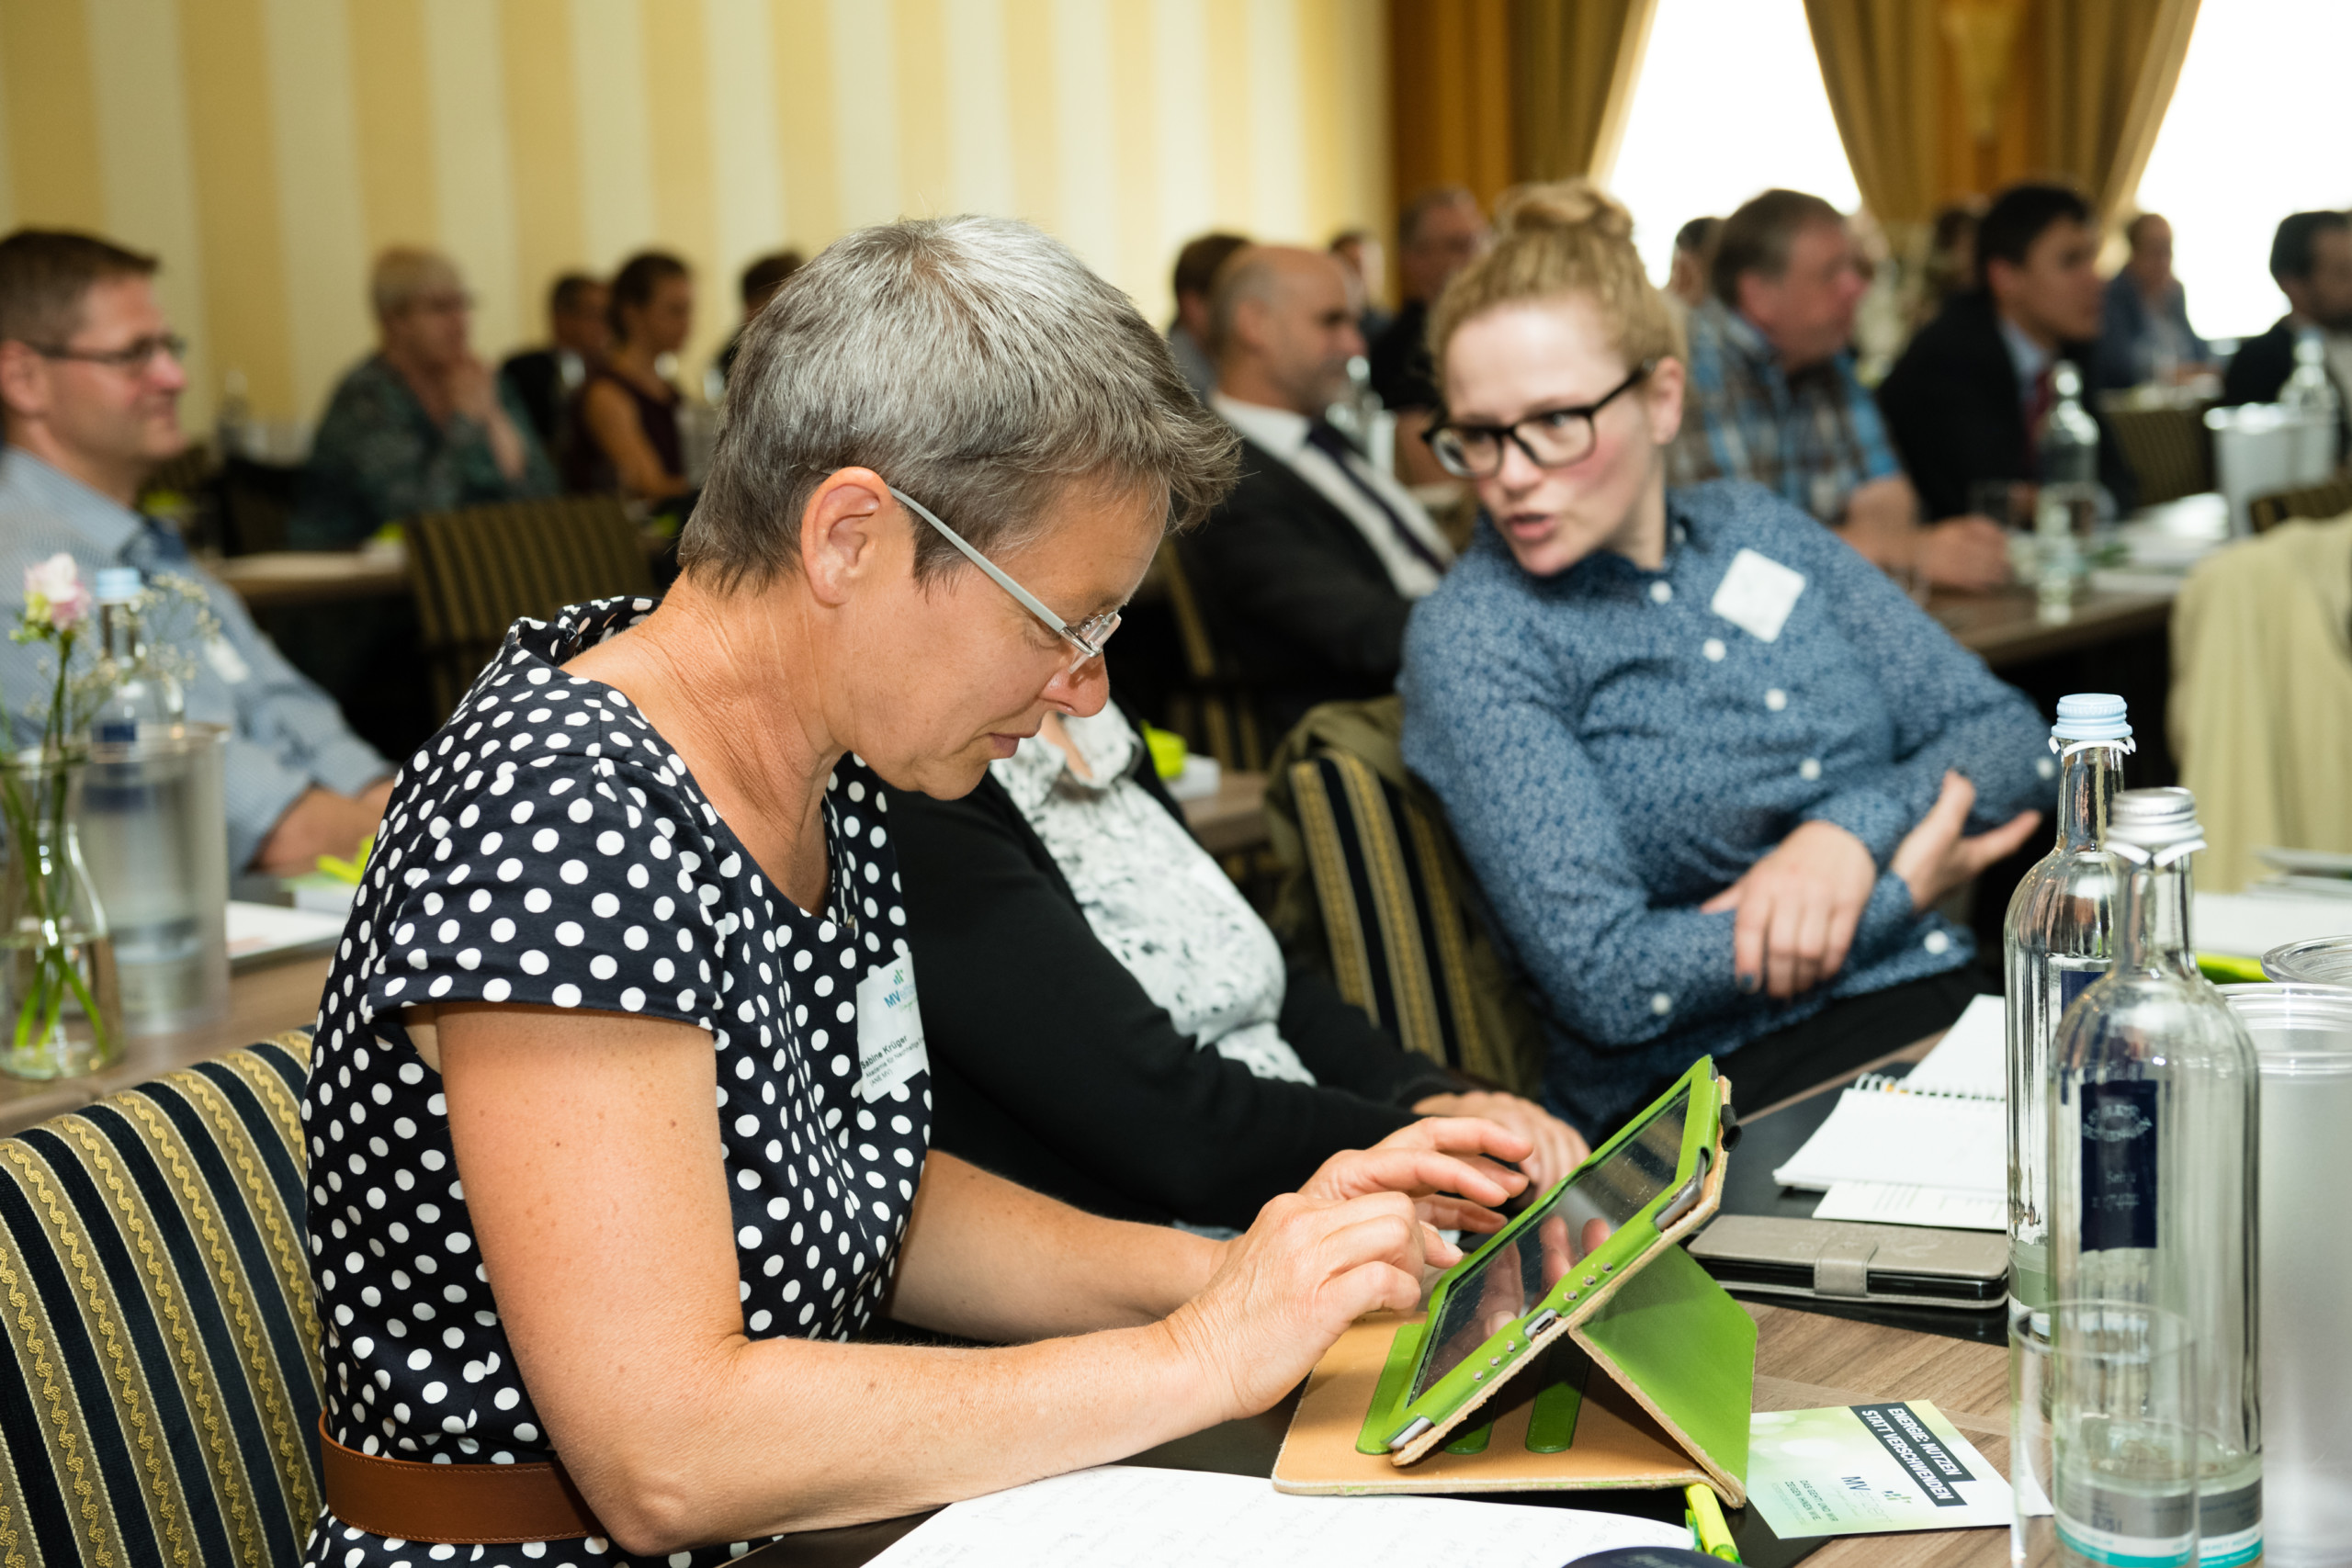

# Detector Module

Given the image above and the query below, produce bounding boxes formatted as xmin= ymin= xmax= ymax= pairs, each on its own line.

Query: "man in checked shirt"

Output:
xmin=1670 ymin=188 xmax=2012 ymax=592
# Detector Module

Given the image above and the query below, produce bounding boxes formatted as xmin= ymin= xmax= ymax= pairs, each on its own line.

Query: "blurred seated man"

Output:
xmin=1166 ymin=231 xmax=1250 ymax=401
xmin=1879 ymin=183 xmax=2137 ymax=531
xmin=294 ymin=247 xmax=554 ymax=548
xmin=1666 ymin=216 xmax=1720 ymax=309
xmin=497 ymin=270 xmax=606 ymax=452
xmin=2095 ymin=214 xmax=2211 ymax=390
xmin=1370 ymin=186 xmax=1487 ymax=484
xmin=2221 ymin=209 xmax=2352 ymax=462
xmin=1186 ymin=246 xmax=1454 ymax=739
xmin=712 ymin=248 xmax=802 ymax=390
xmin=1670 ymin=189 xmax=2010 ymax=591
xmin=1329 ymin=228 xmax=1391 ymax=343
xmin=0 ymin=230 xmax=391 ymax=874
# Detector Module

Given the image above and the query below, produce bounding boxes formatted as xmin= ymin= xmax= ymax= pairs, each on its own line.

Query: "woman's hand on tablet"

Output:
xmin=1162 ymin=1188 xmax=1429 ymax=1418
xmin=1298 ymin=1117 xmax=1533 ymax=1241
xmin=1410 ymin=1091 xmax=1589 ymax=1190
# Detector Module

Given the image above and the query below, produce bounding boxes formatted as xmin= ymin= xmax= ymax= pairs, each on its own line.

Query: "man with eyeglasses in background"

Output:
xmin=0 ymin=228 xmax=394 ymax=875
xmin=1671 ymin=189 xmax=2011 ymax=592
xmin=1187 ymin=245 xmax=1455 ymax=740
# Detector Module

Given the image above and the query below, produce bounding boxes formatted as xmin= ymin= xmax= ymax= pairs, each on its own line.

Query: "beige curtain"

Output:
xmin=2041 ymin=0 xmax=2200 ymax=218
xmin=1389 ymin=0 xmax=1517 ymax=218
xmin=1803 ymin=0 xmax=1947 ymax=227
xmin=1507 ymin=0 xmax=1661 ymax=185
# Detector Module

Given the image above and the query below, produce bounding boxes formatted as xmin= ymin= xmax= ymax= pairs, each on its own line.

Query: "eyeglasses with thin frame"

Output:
xmin=26 ymin=333 xmax=188 ymax=373
xmin=888 ymin=485 xmax=1120 ymax=675
xmin=1422 ymin=361 xmax=1655 ymax=480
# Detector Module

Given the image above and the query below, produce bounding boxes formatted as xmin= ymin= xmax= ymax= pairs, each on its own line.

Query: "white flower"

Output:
xmin=22 ymin=553 xmax=89 ymax=631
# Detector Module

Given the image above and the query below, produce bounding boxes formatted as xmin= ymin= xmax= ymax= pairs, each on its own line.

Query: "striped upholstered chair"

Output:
xmin=1262 ymin=697 xmax=1545 ymax=1097
xmin=0 ymin=1032 xmax=322 ymax=1566
xmin=406 ymin=496 xmax=657 ymax=722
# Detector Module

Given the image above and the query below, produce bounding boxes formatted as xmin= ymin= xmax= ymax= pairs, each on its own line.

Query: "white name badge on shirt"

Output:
xmin=204 ymin=636 xmax=252 ymax=685
xmin=854 ymin=954 xmax=928 ymax=1102
xmin=1709 ymin=547 xmax=1807 ymax=643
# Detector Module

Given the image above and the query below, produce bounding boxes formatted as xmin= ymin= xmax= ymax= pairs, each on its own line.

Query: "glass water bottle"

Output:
xmin=89 ymin=568 xmax=178 ymax=743
xmin=2005 ymin=694 xmax=2132 ymax=1337
xmin=2036 ymin=360 xmax=2101 ymax=611
xmin=2051 ymin=788 xmax=2263 ymax=1568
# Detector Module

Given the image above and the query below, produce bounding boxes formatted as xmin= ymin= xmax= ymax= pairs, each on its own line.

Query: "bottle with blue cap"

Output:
xmin=2004 ymin=694 xmax=2133 ymax=1337
xmin=88 ymin=568 xmax=178 ymax=744
xmin=2051 ymin=787 xmax=2261 ymax=1568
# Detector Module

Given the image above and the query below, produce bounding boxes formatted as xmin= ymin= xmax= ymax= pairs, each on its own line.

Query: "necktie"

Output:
xmin=1302 ymin=420 xmax=1448 ymax=576
xmin=2024 ymin=365 xmax=2056 ymax=471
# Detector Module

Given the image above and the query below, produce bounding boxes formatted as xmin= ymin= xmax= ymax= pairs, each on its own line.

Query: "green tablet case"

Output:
xmin=1275 ymin=1062 xmax=1756 ymax=1504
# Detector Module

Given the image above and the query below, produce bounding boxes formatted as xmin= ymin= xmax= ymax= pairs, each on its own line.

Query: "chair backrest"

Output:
xmin=0 ymin=1033 xmax=321 ymax=1567
xmin=2248 ymin=472 xmax=2352 ymax=534
xmin=1152 ymin=540 xmax=1268 ymax=773
xmin=1262 ymin=697 xmax=1544 ymax=1095
xmin=2100 ymin=403 xmax=2213 ymax=507
xmin=406 ymin=496 xmax=656 ymax=719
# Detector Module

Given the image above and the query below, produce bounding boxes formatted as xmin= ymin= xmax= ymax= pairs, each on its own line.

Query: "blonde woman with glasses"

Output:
xmin=1400 ymin=184 xmax=2052 ymax=1141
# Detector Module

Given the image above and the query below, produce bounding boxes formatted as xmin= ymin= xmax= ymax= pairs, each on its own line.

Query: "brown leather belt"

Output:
xmin=319 ymin=1416 xmax=606 ymax=1544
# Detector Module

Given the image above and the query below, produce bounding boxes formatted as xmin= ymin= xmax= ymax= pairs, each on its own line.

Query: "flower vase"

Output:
xmin=0 ymin=752 xmax=123 ymax=1079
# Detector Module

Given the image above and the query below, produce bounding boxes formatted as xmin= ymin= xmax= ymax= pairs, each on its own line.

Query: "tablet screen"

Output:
xmin=1407 ymin=1084 xmax=1694 ymax=1404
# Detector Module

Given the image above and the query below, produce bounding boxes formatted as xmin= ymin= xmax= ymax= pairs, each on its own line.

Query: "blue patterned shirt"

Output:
xmin=1400 ymin=480 xmax=2049 ymax=1133
xmin=0 ymin=449 xmax=390 ymax=869
xmin=1668 ymin=299 xmax=1900 ymax=525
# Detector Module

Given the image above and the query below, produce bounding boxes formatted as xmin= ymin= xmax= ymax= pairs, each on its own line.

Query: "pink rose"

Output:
xmin=22 ymin=553 xmax=90 ymax=631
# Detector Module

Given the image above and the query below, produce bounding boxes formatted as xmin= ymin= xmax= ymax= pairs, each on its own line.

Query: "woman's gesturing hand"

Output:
xmin=1701 ymin=818 xmax=1876 ymax=999
xmin=1410 ymin=1091 xmax=1589 ymax=1191
xmin=1891 ymin=771 xmax=2041 ymax=913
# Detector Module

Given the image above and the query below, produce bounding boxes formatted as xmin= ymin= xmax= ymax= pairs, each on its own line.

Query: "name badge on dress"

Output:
xmin=1709 ymin=548 xmax=1807 ymax=643
xmin=854 ymin=954 xmax=928 ymax=1102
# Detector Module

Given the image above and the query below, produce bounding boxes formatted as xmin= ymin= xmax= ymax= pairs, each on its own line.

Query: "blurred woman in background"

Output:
xmin=567 ymin=248 xmax=694 ymax=505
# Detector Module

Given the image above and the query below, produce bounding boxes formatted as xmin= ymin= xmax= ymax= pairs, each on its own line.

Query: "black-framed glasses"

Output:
xmin=1422 ymin=361 xmax=1655 ymax=479
xmin=28 ymin=333 xmax=187 ymax=373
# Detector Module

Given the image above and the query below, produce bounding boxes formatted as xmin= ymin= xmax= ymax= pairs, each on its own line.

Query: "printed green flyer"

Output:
xmin=1747 ymin=1401 xmax=2013 ymax=1539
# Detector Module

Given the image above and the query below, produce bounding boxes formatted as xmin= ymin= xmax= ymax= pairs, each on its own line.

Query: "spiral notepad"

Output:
xmin=1770 ymin=998 xmax=2007 ymax=1223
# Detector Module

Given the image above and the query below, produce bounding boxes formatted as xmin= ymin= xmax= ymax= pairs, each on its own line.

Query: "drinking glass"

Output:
xmin=2013 ymin=1301 xmax=2198 ymax=1568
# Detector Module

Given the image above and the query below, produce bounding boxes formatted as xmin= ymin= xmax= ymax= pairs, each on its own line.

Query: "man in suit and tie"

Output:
xmin=2219 ymin=209 xmax=2352 ymax=463
xmin=1878 ymin=183 xmax=2136 ymax=525
xmin=1184 ymin=245 xmax=1454 ymax=739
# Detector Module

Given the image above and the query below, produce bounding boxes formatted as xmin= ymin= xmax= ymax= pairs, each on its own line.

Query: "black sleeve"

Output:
xmin=1276 ymin=966 xmax=1458 ymax=1108
xmin=893 ymin=782 xmax=1417 ymax=1231
xmin=1188 ymin=479 xmax=1412 ymax=678
xmin=2222 ymin=328 xmax=2290 ymax=406
xmin=1877 ymin=347 xmax=2018 ymax=523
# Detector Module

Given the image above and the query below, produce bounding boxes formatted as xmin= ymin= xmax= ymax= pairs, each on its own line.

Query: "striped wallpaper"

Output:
xmin=0 ymin=0 xmax=1391 ymax=427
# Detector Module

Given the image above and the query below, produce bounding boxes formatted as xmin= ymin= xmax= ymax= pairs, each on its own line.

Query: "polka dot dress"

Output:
xmin=300 ymin=598 xmax=931 ymax=1567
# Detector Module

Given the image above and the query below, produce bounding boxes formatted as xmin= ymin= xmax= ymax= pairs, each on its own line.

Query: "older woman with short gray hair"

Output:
xmin=299 ymin=217 xmax=1531 ymax=1568
xmin=291 ymin=245 xmax=553 ymax=548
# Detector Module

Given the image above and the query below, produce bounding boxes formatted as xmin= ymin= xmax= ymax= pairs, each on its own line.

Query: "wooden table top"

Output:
xmin=1929 ymin=582 xmax=2174 ymax=670
xmin=209 ymin=547 xmax=411 ymax=609
xmin=1180 ymin=770 xmax=1270 ymax=856
xmin=0 ymin=951 xmax=330 ymax=1136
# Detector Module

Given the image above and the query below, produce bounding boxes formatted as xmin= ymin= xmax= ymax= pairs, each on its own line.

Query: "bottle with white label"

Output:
xmin=2051 ymin=788 xmax=2262 ymax=1568
xmin=2004 ymin=694 xmax=2132 ymax=1338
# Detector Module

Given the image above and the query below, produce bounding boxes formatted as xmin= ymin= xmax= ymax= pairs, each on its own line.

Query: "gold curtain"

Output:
xmin=1804 ymin=0 xmax=2200 ymax=222
xmin=1388 ymin=0 xmax=1515 ymax=219
xmin=1804 ymin=0 xmax=1946 ymax=227
xmin=1508 ymin=0 xmax=1661 ymax=185
xmin=2038 ymin=0 xmax=2200 ymax=217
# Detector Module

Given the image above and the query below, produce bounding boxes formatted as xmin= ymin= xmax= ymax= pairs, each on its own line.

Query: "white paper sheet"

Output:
xmin=225 ymin=900 xmax=347 ymax=960
xmin=1900 ymin=996 xmax=2005 ymax=1099
xmin=1811 ymin=1180 xmax=2007 ymax=1232
xmin=2196 ymin=889 xmax=2352 ymax=960
xmin=864 ymin=1465 xmax=1692 ymax=1568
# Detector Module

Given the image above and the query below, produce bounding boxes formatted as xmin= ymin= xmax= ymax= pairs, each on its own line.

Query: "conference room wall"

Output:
xmin=0 ymin=0 xmax=1391 ymax=428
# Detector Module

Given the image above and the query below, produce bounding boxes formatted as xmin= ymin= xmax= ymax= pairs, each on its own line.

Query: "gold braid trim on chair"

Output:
xmin=1329 ymin=754 xmax=1449 ymax=1066
xmin=1287 ymin=760 xmax=1383 ymax=1032
xmin=0 ymin=1205 xmax=97 ymax=1568
xmin=52 ymin=1119 xmax=254 ymax=1567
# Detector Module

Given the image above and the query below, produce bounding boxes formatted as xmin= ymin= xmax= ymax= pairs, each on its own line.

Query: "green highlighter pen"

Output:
xmin=1685 ymin=1483 xmax=1741 ymax=1562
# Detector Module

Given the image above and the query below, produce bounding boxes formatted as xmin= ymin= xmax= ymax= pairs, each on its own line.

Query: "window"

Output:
xmin=2132 ymin=2 xmax=2352 ymax=342
xmin=1606 ymin=0 xmax=1860 ymax=286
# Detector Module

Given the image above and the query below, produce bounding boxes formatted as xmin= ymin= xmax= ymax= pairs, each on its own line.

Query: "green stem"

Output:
xmin=55 ymin=949 xmax=101 ymax=1057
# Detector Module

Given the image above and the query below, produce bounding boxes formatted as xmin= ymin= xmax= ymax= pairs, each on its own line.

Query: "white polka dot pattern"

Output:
xmin=300 ymin=598 xmax=929 ymax=1568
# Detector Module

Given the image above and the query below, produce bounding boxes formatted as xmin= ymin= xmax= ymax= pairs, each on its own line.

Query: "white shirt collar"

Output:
xmin=1996 ymin=311 xmax=2052 ymax=407
xmin=1210 ymin=392 xmax=1312 ymax=457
